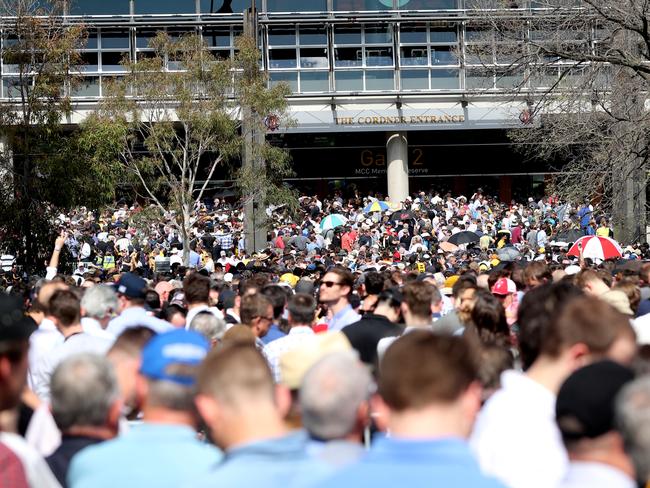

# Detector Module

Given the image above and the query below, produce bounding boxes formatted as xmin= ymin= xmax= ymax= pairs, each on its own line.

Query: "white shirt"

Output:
xmin=115 ymin=237 xmax=130 ymax=252
xmin=81 ymin=317 xmax=116 ymax=342
xmin=28 ymin=319 xmax=63 ymax=391
xmin=32 ymin=332 xmax=113 ymax=402
xmin=632 ymin=314 xmax=650 ymax=344
xmin=560 ymin=462 xmax=635 ymax=488
xmin=470 ymin=370 xmax=569 ymax=488
xmin=264 ymin=326 xmax=316 ymax=382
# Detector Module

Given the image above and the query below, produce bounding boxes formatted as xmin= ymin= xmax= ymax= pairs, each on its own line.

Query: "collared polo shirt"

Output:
xmin=189 ymin=431 xmax=330 ymax=488
xmin=314 ymin=436 xmax=506 ymax=488
xmin=68 ymin=423 xmax=221 ymax=488
xmin=327 ymin=304 xmax=360 ymax=332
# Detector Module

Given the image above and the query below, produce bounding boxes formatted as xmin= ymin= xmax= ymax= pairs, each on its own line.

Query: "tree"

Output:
xmin=87 ymin=32 xmax=293 ymax=265
xmin=466 ymin=0 xmax=650 ymax=243
xmin=0 ymin=0 xmax=122 ymax=271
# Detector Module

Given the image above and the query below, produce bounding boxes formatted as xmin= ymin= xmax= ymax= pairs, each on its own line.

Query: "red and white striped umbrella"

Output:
xmin=566 ymin=236 xmax=623 ymax=260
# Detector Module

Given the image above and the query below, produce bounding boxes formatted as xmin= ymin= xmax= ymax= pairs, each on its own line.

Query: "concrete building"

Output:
xmin=1 ymin=0 xmax=571 ymax=201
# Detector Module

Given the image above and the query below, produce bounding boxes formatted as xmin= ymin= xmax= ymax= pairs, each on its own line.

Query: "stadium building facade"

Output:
xmin=2 ymin=0 xmax=573 ymax=200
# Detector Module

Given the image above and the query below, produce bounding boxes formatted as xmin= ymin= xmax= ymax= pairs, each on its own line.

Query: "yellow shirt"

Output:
xmin=596 ymin=227 xmax=611 ymax=237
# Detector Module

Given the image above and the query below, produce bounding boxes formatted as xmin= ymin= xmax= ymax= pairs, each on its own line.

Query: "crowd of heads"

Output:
xmin=1 ymin=189 xmax=650 ymax=487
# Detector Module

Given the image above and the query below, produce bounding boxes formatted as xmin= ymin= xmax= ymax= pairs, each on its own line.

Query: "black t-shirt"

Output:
xmin=342 ymin=314 xmax=403 ymax=366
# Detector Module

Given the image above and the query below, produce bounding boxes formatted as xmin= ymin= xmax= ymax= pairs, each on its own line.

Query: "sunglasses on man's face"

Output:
xmin=321 ymin=281 xmax=342 ymax=288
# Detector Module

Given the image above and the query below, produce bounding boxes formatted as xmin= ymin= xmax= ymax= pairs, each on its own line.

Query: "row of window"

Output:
xmin=19 ymin=0 xmax=580 ymax=16
xmin=1 ymin=65 xmax=598 ymax=98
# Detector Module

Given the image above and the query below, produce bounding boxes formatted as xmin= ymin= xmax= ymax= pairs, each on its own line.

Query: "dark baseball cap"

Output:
xmin=556 ymin=360 xmax=635 ymax=441
xmin=0 ymin=293 xmax=37 ymax=342
xmin=116 ymin=273 xmax=147 ymax=299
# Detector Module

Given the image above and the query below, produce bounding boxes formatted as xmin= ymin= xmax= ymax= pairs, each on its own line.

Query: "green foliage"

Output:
xmin=0 ymin=0 xmax=114 ymax=271
xmin=84 ymin=31 xmax=295 ymax=260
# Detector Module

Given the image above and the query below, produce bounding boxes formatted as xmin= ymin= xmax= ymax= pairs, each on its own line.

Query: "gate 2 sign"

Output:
xmin=355 ymin=148 xmax=429 ymax=176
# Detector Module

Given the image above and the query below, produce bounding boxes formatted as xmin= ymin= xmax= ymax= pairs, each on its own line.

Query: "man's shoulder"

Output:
xmin=191 ymin=454 xmax=330 ymax=488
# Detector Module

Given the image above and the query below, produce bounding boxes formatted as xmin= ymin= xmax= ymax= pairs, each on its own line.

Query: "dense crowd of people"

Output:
xmin=1 ymin=188 xmax=650 ymax=487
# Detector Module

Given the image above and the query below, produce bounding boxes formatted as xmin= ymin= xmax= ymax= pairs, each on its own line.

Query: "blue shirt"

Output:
xmin=68 ymin=423 xmax=221 ymax=488
xmin=315 ymin=436 xmax=507 ymax=488
xmin=261 ymin=323 xmax=287 ymax=345
xmin=327 ymin=304 xmax=361 ymax=332
xmin=189 ymin=250 xmax=201 ymax=268
xmin=189 ymin=431 xmax=330 ymax=488
xmin=106 ymin=306 xmax=173 ymax=337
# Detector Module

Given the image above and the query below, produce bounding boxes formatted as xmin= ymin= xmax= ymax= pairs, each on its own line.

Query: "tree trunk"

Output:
xmin=181 ymin=204 xmax=191 ymax=267
xmin=611 ymin=28 xmax=647 ymax=244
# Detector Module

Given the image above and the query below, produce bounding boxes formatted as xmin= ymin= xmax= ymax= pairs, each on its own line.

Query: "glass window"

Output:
xmin=333 ymin=0 xmax=392 ymax=10
xmin=69 ymin=0 xmax=130 ymax=15
xmin=335 ymin=71 xmax=363 ymax=91
xmin=466 ymin=69 xmax=493 ymax=89
xmin=401 ymin=46 xmax=428 ymax=66
xmin=431 ymin=69 xmax=458 ymax=89
xmin=2 ymin=77 xmax=23 ymax=98
xmin=101 ymin=30 xmax=130 ymax=49
xmin=270 ymin=71 xmax=298 ymax=91
xmin=267 ymin=0 xmax=327 ymax=11
xmin=269 ymin=49 xmax=297 ymax=68
xmin=135 ymin=0 xmax=196 ymax=14
xmin=299 ymin=27 xmax=327 ymax=46
xmin=79 ymin=52 xmax=99 ymax=72
xmin=200 ymin=0 xmax=260 ymax=13
xmin=531 ymin=67 xmax=558 ymax=89
xmin=401 ymin=70 xmax=428 ymax=89
xmin=335 ymin=47 xmax=362 ymax=67
xmin=135 ymin=30 xmax=160 ymax=49
xmin=365 ymin=26 xmax=392 ymax=44
xmin=430 ymin=28 xmax=457 ymax=43
xmin=430 ymin=46 xmax=456 ymax=64
xmin=101 ymin=52 xmax=128 ymax=71
xmin=72 ymin=77 xmax=100 ymax=97
xmin=365 ymin=70 xmax=394 ymax=90
xmin=300 ymin=71 xmax=329 ymax=92
xmin=495 ymin=70 xmax=522 ymax=89
xmin=334 ymin=27 xmax=362 ymax=45
xmin=268 ymin=27 xmax=296 ymax=46
xmin=400 ymin=26 xmax=427 ymax=44
xmin=398 ymin=0 xmax=458 ymax=8
xmin=366 ymin=47 xmax=393 ymax=66
xmin=85 ymin=32 xmax=98 ymax=50
xmin=299 ymin=48 xmax=328 ymax=68
xmin=203 ymin=28 xmax=232 ymax=47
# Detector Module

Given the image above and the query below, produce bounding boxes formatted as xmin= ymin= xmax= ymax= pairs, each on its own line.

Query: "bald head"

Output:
xmin=154 ymin=281 xmax=174 ymax=307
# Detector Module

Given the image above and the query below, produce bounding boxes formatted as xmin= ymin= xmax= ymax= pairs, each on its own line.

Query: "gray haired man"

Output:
xmin=300 ymin=351 xmax=372 ymax=467
xmin=46 ymin=353 xmax=121 ymax=487
xmin=81 ymin=285 xmax=119 ymax=341
xmin=189 ymin=311 xmax=227 ymax=348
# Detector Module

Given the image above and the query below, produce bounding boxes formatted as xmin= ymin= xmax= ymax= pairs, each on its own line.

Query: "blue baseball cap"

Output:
xmin=116 ymin=273 xmax=147 ymax=299
xmin=140 ymin=329 xmax=209 ymax=386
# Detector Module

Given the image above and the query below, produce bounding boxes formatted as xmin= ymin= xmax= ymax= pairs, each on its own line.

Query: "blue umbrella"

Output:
xmin=363 ymin=200 xmax=390 ymax=214
xmin=320 ymin=214 xmax=348 ymax=231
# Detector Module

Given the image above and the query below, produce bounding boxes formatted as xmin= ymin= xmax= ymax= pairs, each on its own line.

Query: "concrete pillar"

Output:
xmin=386 ymin=132 xmax=409 ymax=203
